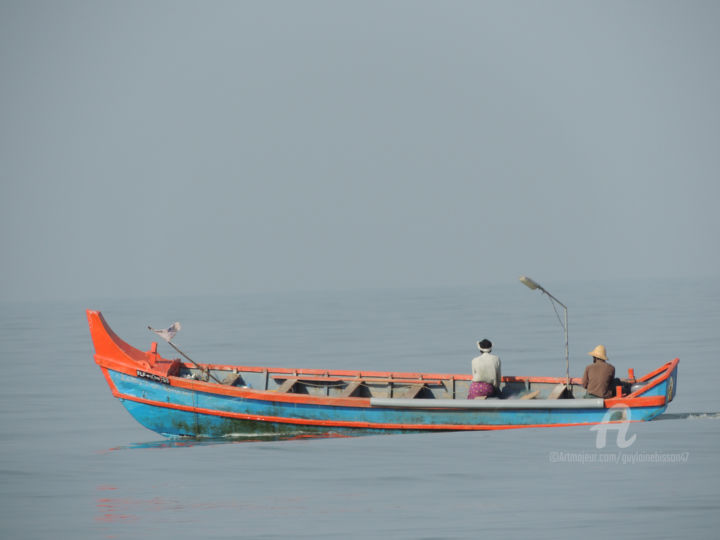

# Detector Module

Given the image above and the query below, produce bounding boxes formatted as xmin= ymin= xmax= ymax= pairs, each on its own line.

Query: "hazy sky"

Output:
xmin=1 ymin=1 xmax=718 ymax=302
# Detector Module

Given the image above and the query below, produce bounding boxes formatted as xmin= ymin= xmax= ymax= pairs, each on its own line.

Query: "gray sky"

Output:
xmin=1 ymin=1 xmax=718 ymax=302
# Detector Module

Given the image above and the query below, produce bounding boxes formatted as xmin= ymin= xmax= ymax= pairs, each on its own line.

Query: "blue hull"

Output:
xmin=108 ymin=368 xmax=673 ymax=438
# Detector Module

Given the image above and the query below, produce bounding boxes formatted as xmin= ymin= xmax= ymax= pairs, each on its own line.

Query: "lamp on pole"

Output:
xmin=519 ymin=276 xmax=570 ymax=386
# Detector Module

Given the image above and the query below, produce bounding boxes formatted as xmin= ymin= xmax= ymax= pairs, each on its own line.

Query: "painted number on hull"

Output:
xmin=137 ymin=370 xmax=170 ymax=385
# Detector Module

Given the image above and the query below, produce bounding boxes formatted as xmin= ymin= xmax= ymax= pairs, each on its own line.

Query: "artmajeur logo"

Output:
xmin=589 ymin=404 xmax=637 ymax=449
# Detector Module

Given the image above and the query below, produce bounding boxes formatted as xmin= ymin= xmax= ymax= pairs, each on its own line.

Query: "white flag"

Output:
xmin=149 ymin=322 xmax=181 ymax=342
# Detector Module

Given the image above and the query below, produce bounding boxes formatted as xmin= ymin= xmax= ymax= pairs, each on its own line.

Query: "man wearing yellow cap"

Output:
xmin=582 ymin=345 xmax=616 ymax=398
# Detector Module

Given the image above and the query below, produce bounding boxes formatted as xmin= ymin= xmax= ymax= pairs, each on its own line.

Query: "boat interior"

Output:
xmin=173 ymin=362 xmax=644 ymax=400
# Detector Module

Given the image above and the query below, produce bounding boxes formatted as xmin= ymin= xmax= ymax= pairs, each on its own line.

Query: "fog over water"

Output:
xmin=1 ymin=1 xmax=719 ymax=303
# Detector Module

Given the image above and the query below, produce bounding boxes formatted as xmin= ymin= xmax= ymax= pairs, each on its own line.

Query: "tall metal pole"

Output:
xmin=519 ymin=276 xmax=570 ymax=386
xmin=564 ymin=304 xmax=569 ymax=385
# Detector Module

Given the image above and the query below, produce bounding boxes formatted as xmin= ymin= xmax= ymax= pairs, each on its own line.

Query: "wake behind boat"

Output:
xmin=87 ymin=310 xmax=678 ymax=438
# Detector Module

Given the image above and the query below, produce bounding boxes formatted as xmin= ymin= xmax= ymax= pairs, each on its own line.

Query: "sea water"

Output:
xmin=1 ymin=278 xmax=719 ymax=539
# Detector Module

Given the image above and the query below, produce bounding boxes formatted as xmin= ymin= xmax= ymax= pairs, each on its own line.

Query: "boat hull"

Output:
xmin=89 ymin=310 xmax=678 ymax=438
xmin=102 ymin=365 xmax=675 ymax=438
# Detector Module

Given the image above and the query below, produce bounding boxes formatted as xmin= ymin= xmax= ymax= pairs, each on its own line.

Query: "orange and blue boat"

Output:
xmin=87 ymin=310 xmax=678 ymax=438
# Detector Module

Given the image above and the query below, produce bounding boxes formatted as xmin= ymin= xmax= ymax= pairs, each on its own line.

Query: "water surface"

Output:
xmin=1 ymin=279 xmax=718 ymax=538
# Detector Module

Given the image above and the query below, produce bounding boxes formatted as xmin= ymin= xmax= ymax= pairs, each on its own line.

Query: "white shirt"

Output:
xmin=471 ymin=351 xmax=502 ymax=387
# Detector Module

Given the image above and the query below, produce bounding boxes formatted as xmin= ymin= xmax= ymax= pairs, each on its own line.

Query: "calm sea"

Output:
xmin=1 ymin=279 xmax=719 ymax=539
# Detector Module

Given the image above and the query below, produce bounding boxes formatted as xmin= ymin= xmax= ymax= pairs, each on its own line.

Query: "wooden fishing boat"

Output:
xmin=87 ymin=310 xmax=678 ymax=438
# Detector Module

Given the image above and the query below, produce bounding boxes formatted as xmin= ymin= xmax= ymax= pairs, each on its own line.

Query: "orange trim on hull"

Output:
xmin=101 ymin=367 xmax=120 ymax=397
xmin=604 ymin=395 xmax=666 ymax=407
xmin=627 ymin=358 xmax=679 ymax=398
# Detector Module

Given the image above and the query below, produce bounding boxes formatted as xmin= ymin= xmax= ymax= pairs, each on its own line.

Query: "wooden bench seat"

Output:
xmin=222 ymin=373 xmax=244 ymax=386
xmin=275 ymin=379 xmax=299 ymax=393
xmin=339 ymin=380 xmax=363 ymax=398
xmin=547 ymin=384 xmax=568 ymax=399
xmin=395 ymin=384 xmax=427 ymax=399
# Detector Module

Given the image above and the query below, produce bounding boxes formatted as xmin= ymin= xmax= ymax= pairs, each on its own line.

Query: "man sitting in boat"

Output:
xmin=582 ymin=345 xmax=616 ymax=398
xmin=468 ymin=339 xmax=502 ymax=399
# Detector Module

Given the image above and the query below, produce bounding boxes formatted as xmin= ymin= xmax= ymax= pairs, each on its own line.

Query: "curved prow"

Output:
xmin=87 ymin=310 xmax=152 ymax=369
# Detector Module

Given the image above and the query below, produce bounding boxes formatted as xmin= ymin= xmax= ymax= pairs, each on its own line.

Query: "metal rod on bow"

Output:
xmin=148 ymin=322 xmax=223 ymax=384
